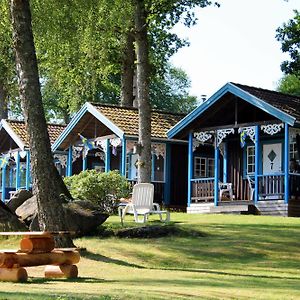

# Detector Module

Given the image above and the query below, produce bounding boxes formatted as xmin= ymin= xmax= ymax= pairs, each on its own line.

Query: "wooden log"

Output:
xmin=0 ymin=267 xmax=28 ymax=282
xmin=20 ymin=237 xmax=55 ymax=253
xmin=0 ymin=250 xmax=80 ymax=268
xmin=44 ymin=264 xmax=78 ymax=279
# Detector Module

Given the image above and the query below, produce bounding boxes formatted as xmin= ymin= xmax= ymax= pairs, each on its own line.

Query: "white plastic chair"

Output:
xmin=247 ymin=176 xmax=255 ymax=201
xmin=219 ymin=182 xmax=234 ymax=201
xmin=119 ymin=183 xmax=170 ymax=224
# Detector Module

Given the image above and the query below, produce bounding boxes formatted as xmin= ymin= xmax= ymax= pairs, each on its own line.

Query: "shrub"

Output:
xmin=64 ymin=170 xmax=131 ymax=214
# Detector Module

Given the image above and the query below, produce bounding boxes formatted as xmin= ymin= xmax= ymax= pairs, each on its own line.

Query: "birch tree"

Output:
xmin=10 ymin=0 xmax=73 ymax=247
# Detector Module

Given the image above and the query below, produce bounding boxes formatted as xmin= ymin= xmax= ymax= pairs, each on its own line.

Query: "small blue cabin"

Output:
xmin=51 ymin=103 xmax=188 ymax=206
xmin=168 ymin=83 xmax=300 ymax=216
xmin=0 ymin=119 xmax=65 ymax=201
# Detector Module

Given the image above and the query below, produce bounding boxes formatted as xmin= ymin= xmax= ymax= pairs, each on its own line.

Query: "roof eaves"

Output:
xmin=86 ymin=103 xmax=125 ymax=139
xmin=167 ymin=83 xmax=230 ymax=138
xmin=1 ymin=119 xmax=26 ymax=150
xmin=229 ymin=83 xmax=296 ymax=126
xmin=51 ymin=104 xmax=89 ymax=151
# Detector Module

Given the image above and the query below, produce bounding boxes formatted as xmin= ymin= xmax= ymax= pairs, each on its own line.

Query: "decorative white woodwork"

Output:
xmin=72 ymin=146 xmax=82 ymax=162
xmin=238 ymin=126 xmax=256 ymax=143
xmin=217 ymin=128 xmax=234 ymax=147
xmin=53 ymin=154 xmax=67 ymax=167
xmin=194 ymin=131 xmax=212 ymax=144
xmin=261 ymin=123 xmax=284 ymax=135
xmin=151 ymin=143 xmax=166 ymax=158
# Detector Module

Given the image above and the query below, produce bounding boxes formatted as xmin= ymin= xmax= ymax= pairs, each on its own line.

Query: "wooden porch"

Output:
xmin=189 ymin=173 xmax=300 ymax=216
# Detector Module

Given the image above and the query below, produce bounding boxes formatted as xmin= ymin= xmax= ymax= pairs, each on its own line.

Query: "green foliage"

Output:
xmin=31 ymin=0 xmax=132 ymax=119
xmin=0 ymin=1 xmax=20 ymax=117
xmin=64 ymin=170 xmax=131 ymax=213
xmin=276 ymin=10 xmax=300 ymax=78
xmin=150 ymin=65 xmax=198 ymax=113
xmin=30 ymin=0 xmax=214 ymax=120
xmin=277 ymin=74 xmax=300 ymax=97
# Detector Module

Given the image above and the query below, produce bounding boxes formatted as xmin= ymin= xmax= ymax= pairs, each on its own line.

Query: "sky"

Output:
xmin=171 ymin=0 xmax=299 ymax=99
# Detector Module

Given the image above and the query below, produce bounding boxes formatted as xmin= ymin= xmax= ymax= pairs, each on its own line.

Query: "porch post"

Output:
xmin=105 ymin=139 xmax=111 ymax=173
xmin=1 ymin=165 xmax=6 ymax=202
xmin=214 ymin=138 xmax=219 ymax=206
xmin=82 ymin=151 xmax=87 ymax=171
xmin=121 ymin=138 xmax=126 ymax=177
xmin=187 ymin=132 xmax=193 ymax=207
xmin=66 ymin=146 xmax=73 ymax=177
xmin=25 ymin=151 xmax=30 ymax=191
xmin=223 ymin=142 xmax=228 ymax=183
xmin=15 ymin=151 xmax=21 ymax=190
xmin=164 ymin=143 xmax=171 ymax=206
xmin=284 ymin=123 xmax=289 ymax=204
xmin=254 ymin=126 xmax=260 ymax=204
xmin=151 ymin=154 xmax=155 ymax=181
xmin=9 ymin=168 xmax=13 ymax=188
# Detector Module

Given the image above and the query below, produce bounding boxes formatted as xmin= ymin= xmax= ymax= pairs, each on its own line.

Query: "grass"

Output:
xmin=1 ymin=213 xmax=300 ymax=299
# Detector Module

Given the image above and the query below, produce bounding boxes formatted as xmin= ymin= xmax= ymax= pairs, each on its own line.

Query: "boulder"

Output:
xmin=6 ymin=189 xmax=33 ymax=213
xmin=17 ymin=197 xmax=108 ymax=236
xmin=0 ymin=201 xmax=28 ymax=231
xmin=15 ymin=195 xmax=37 ymax=226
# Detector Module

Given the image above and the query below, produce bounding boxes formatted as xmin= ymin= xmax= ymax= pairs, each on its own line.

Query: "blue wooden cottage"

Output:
xmin=51 ymin=103 xmax=188 ymax=206
xmin=167 ymin=82 xmax=300 ymax=215
xmin=0 ymin=119 xmax=65 ymax=201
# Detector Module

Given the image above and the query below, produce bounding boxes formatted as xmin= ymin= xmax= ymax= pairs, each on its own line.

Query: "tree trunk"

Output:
xmin=10 ymin=0 xmax=74 ymax=247
xmin=120 ymin=32 xmax=135 ymax=107
xmin=0 ymin=80 xmax=8 ymax=119
xmin=134 ymin=0 xmax=151 ymax=183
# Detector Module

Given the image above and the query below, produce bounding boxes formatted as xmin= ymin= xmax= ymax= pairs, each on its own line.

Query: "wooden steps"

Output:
xmin=187 ymin=203 xmax=249 ymax=214
xmin=255 ymin=200 xmax=287 ymax=216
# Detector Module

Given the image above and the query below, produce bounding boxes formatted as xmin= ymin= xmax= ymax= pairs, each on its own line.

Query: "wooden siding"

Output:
xmin=169 ymin=143 xmax=188 ymax=206
xmin=227 ymin=140 xmax=250 ymax=200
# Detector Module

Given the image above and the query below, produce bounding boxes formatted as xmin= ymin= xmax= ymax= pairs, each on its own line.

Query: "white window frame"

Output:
xmin=290 ymin=141 xmax=298 ymax=161
xmin=246 ymin=145 xmax=255 ymax=175
xmin=194 ymin=156 xmax=214 ymax=178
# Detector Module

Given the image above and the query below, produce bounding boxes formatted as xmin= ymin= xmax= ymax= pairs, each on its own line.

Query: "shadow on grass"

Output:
xmin=80 ymin=250 xmax=299 ymax=282
xmin=154 ymin=267 xmax=300 ymax=281
xmin=81 ymin=250 xmax=146 ymax=269
xmin=0 ymin=291 xmax=111 ymax=300
xmin=27 ymin=276 xmax=110 ymax=284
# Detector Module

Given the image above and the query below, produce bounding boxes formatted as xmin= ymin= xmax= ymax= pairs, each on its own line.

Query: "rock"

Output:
xmin=6 ymin=189 xmax=33 ymax=213
xmin=0 ymin=201 xmax=28 ymax=231
xmin=17 ymin=197 xmax=108 ymax=236
xmin=15 ymin=196 xmax=37 ymax=226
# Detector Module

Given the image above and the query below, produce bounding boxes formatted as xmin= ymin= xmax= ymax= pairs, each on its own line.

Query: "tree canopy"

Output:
xmin=277 ymin=74 xmax=300 ymax=97
xmin=276 ymin=10 xmax=300 ymax=78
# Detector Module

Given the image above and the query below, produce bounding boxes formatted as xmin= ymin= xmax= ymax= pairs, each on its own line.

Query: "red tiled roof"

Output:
xmin=5 ymin=120 xmax=66 ymax=147
xmin=92 ymin=103 xmax=185 ymax=139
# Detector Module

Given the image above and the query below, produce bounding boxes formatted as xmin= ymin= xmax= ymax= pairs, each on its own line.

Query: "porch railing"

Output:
xmin=257 ymin=174 xmax=284 ymax=199
xmin=290 ymin=173 xmax=300 ymax=199
xmin=191 ymin=178 xmax=214 ymax=203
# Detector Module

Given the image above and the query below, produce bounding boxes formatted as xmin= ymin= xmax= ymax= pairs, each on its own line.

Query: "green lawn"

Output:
xmin=1 ymin=213 xmax=300 ymax=299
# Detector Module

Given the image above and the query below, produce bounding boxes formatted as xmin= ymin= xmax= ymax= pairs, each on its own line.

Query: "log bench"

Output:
xmin=0 ymin=231 xmax=80 ymax=282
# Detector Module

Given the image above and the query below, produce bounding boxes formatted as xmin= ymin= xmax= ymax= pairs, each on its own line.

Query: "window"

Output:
xmin=246 ymin=146 xmax=255 ymax=175
xmin=126 ymin=153 xmax=165 ymax=182
xmin=290 ymin=141 xmax=298 ymax=161
xmin=194 ymin=157 xmax=214 ymax=178
xmin=152 ymin=155 xmax=165 ymax=182
xmin=207 ymin=158 xmax=215 ymax=177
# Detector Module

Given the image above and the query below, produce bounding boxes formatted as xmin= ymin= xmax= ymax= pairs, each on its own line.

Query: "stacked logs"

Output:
xmin=0 ymin=232 xmax=80 ymax=282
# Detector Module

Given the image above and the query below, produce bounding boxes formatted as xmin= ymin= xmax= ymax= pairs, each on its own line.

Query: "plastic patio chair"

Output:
xmin=247 ymin=176 xmax=255 ymax=201
xmin=219 ymin=182 xmax=234 ymax=201
xmin=119 ymin=183 xmax=170 ymax=224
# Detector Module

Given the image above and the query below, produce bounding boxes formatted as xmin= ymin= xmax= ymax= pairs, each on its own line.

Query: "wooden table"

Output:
xmin=0 ymin=231 xmax=80 ymax=282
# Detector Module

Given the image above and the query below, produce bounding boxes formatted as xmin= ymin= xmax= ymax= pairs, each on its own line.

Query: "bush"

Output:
xmin=64 ymin=170 xmax=131 ymax=214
